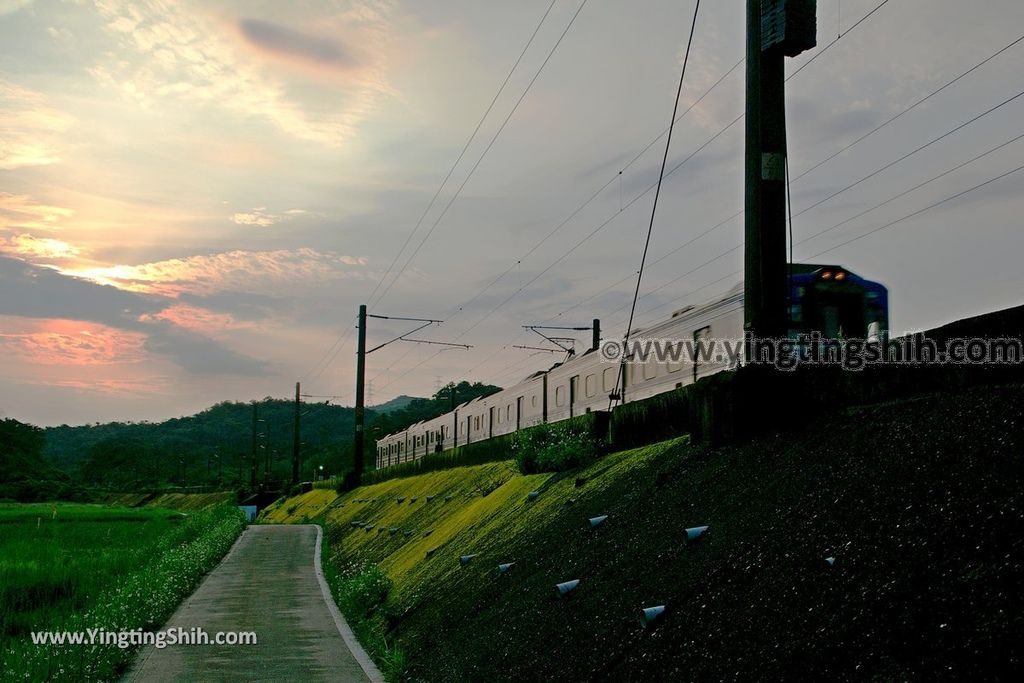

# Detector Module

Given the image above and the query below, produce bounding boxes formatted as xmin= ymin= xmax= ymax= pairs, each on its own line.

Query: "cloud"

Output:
xmin=230 ymin=207 xmax=309 ymax=227
xmin=0 ymin=233 xmax=80 ymax=260
xmin=0 ymin=193 xmax=74 ymax=230
xmin=0 ymin=0 xmax=32 ymax=18
xmin=238 ymin=19 xmax=358 ymax=69
xmin=0 ymin=318 xmax=147 ymax=366
xmin=0 ymin=255 xmax=266 ymax=376
xmin=138 ymin=303 xmax=257 ymax=336
xmin=141 ymin=319 xmax=265 ymax=376
xmin=89 ymin=0 xmax=393 ymax=146
xmin=0 ymin=80 xmax=74 ymax=169
xmin=65 ymin=247 xmax=370 ymax=297
xmin=232 ymin=211 xmax=277 ymax=227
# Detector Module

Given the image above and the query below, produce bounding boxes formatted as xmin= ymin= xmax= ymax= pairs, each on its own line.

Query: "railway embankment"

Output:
xmin=261 ymin=383 xmax=1024 ymax=681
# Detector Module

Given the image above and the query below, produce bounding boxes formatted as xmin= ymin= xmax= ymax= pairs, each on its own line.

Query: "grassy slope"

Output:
xmin=144 ymin=491 xmax=236 ymax=510
xmin=263 ymin=385 xmax=1024 ymax=681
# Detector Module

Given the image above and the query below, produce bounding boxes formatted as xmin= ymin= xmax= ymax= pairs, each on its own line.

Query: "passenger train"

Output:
xmin=375 ymin=264 xmax=888 ymax=468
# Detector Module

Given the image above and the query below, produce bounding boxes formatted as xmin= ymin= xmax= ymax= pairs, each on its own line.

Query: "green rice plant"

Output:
xmin=0 ymin=503 xmax=245 ymax=682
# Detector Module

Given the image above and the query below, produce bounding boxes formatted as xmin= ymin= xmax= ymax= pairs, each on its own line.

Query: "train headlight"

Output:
xmin=821 ymin=271 xmax=833 ymax=280
xmin=834 ymin=272 xmax=846 ymax=281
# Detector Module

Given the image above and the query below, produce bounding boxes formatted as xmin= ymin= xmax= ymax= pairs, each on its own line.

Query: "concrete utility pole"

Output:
xmin=745 ymin=0 xmax=816 ymax=348
xmin=292 ymin=381 xmax=301 ymax=485
xmin=352 ymin=304 xmax=368 ymax=486
xmin=250 ymin=403 xmax=258 ymax=489
xmin=350 ymin=307 xmax=470 ymax=485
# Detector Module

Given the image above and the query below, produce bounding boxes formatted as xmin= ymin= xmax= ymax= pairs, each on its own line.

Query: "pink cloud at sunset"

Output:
xmin=0 ymin=317 xmax=147 ymax=366
xmin=138 ymin=303 xmax=257 ymax=337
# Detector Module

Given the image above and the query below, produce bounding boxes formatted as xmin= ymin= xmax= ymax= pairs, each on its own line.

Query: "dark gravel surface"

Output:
xmin=374 ymin=386 xmax=1024 ymax=682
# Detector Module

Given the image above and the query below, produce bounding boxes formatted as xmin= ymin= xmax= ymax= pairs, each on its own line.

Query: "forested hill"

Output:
xmin=38 ymin=381 xmax=501 ymax=491
xmin=42 ymin=399 xmax=359 ymax=489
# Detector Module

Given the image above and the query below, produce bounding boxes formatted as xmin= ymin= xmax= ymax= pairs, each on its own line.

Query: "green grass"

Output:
xmin=0 ymin=503 xmax=245 ymax=681
xmin=270 ymin=384 xmax=1024 ymax=681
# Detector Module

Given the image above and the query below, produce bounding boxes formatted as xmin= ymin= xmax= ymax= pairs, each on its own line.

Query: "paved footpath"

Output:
xmin=124 ymin=524 xmax=382 ymax=683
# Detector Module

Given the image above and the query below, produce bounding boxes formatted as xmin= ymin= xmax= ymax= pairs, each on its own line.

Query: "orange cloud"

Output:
xmin=0 ymin=318 xmax=147 ymax=366
xmin=64 ymin=247 xmax=369 ymax=296
xmin=0 ymin=80 xmax=74 ymax=169
xmin=138 ymin=303 xmax=257 ymax=337
xmin=0 ymin=233 xmax=81 ymax=260
xmin=0 ymin=193 xmax=74 ymax=231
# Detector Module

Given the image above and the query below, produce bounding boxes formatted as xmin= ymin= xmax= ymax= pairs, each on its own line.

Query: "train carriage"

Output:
xmin=375 ymin=264 xmax=888 ymax=468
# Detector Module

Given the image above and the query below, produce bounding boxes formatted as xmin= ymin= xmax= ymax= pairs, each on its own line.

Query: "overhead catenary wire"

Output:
xmin=368 ymin=55 xmax=751 ymax=388
xmin=371 ymin=0 xmax=591 ymax=309
xmin=365 ymin=0 xmax=559 ymax=309
xmin=303 ymin=1 xmax=560 ymax=387
xmin=610 ymin=0 xmax=702 ymax=406
xmin=395 ymin=0 xmax=893 ymax=349
xmin=564 ymin=80 xmax=1024 ymax=331
xmin=365 ymin=0 xmax=921 ymax=399
xmin=366 ymin=0 xmax=896 ymax=394
xmin=620 ymin=131 xmax=1024 ymax=331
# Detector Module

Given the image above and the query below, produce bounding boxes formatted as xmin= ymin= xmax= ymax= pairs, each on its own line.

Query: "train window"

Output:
xmin=506 ymin=405 xmax=511 ymax=421
xmin=531 ymin=395 xmax=537 ymax=407
xmin=602 ymin=367 xmax=615 ymax=392
xmin=585 ymin=374 xmax=596 ymax=397
xmin=497 ymin=409 xmax=502 ymax=425
xmin=643 ymin=356 xmax=658 ymax=380
xmin=474 ymin=416 xmax=480 ymax=430
xmin=668 ymin=343 xmax=683 ymax=373
xmin=555 ymin=386 xmax=565 ymax=407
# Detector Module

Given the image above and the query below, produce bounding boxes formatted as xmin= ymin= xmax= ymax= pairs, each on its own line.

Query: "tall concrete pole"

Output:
xmin=352 ymin=304 xmax=367 ymax=485
xmin=250 ymin=403 xmax=258 ymax=489
xmin=292 ymin=381 xmax=301 ymax=485
xmin=746 ymin=0 xmax=815 ymax=351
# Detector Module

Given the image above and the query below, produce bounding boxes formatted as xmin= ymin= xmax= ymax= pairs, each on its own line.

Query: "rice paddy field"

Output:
xmin=0 ymin=502 xmax=245 ymax=682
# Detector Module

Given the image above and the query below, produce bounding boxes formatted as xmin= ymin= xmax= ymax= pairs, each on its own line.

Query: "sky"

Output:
xmin=1 ymin=0 xmax=1022 ymax=426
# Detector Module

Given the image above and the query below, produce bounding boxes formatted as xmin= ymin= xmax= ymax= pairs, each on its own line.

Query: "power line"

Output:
xmin=365 ymin=0 xmax=559 ymax=309
xmin=409 ymin=0 xmax=894 ymax=354
xmin=371 ymin=0 xmax=591 ymax=309
xmin=303 ymin=2 xmax=561 ymax=388
xmin=786 ymin=0 xmax=890 ymax=81
xmin=556 ymin=82 xmax=1024 ymax=331
xmin=361 ymin=0 xmax=897 ymax=397
xmin=621 ymin=131 xmax=1024 ymax=330
xmin=791 ymin=33 xmax=1024 ymax=184
xmin=613 ymin=0 xmax=702 ymax=404
xmin=367 ymin=0 xmax=893 ymax=393
xmin=801 ymin=162 xmax=1024 ymax=260
xmin=372 ymin=55 xmax=749 ymax=384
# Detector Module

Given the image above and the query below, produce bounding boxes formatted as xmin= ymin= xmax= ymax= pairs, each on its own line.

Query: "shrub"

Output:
xmin=512 ymin=416 xmax=605 ymax=474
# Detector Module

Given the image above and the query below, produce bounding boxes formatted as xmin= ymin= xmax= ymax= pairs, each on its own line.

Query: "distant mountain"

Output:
xmin=371 ymin=395 xmax=420 ymax=414
xmin=18 ymin=381 xmax=501 ymax=496
xmin=42 ymin=399 xmax=362 ymax=489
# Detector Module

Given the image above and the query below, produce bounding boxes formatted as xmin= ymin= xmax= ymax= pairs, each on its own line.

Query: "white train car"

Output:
xmin=374 ymin=264 xmax=888 ymax=470
xmin=623 ymin=283 xmax=744 ymax=402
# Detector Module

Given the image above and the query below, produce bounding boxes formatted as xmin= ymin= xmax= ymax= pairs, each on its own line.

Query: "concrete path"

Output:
xmin=124 ymin=525 xmax=382 ymax=683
